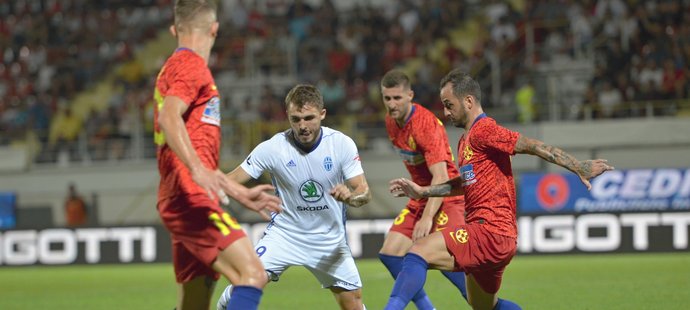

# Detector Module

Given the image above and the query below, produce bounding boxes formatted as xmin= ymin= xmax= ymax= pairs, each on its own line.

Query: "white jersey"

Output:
xmin=241 ymin=126 xmax=364 ymax=244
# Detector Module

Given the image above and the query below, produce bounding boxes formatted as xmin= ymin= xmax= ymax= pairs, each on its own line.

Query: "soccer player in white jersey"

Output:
xmin=217 ymin=84 xmax=372 ymax=310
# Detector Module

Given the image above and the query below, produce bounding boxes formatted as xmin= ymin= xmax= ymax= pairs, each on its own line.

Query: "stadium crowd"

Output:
xmin=1 ymin=0 xmax=689 ymax=163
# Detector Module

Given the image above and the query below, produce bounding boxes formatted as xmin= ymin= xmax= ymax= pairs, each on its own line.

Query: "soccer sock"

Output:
xmin=494 ymin=298 xmax=522 ymax=310
xmin=379 ymin=253 xmax=435 ymax=310
xmin=384 ymin=253 xmax=429 ymax=310
xmin=226 ymin=285 xmax=262 ymax=310
xmin=441 ymin=270 xmax=468 ymax=301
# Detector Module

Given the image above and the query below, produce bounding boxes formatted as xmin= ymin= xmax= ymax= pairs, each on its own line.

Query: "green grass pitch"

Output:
xmin=1 ymin=253 xmax=688 ymax=309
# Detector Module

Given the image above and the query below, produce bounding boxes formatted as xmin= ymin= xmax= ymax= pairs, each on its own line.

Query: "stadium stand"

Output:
xmin=1 ymin=0 xmax=690 ymax=223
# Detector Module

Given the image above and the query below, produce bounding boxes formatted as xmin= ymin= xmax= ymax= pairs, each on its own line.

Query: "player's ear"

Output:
xmin=210 ymin=21 xmax=219 ymax=37
xmin=320 ymin=108 xmax=326 ymax=120
xmin=464 ymin=94 xmax=474 ymax=109
xmin=170 ymin=25 xmax=177 ymax=37
xmin=408 ymin=89 xmax=414 ymax=101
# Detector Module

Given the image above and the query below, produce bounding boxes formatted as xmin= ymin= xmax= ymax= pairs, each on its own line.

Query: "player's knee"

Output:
xmin=334 ymin=289 xmax=363 ymax=310
xmin=227 ymin=261 xmax=268 ymax=288
xmin=243 ymin=267 xmax=268 ymax=288
xmin=407 ymin=243 xmax=431 ymax=260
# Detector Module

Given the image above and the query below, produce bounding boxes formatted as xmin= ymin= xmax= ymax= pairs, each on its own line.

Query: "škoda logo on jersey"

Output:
xmin=299 ymin=180 xmax=324 ymax=203
xmin=450 ymin=228 xmax=469 ymax=244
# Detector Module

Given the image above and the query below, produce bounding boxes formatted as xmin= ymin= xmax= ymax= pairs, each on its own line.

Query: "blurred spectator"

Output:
xmin=47 ymin=105 xmax=82 ymax=162
xmin=597 ymin=80 xmax=623 ymax=118
xmin=318 ymin=74 xmax=346 ymax=115
xmin=237 ymin=97 xmax=260 ymax=122
xmin=638 ymin=59 xmax=664 ymax=91
xmin=65 ymin=182 xmax=87 ymax=227
xmin=515 ymin=79 xmax=537 ymax=123
xmin=85 ymin=107 xmax=111 ymax=161
xmin=491 ymin=16 xmax=517 ymax=47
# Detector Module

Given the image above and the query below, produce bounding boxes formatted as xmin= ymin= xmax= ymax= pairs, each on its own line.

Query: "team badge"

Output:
xmin=463 ymin=145 xmax=473 ymax=161
xmin=408 ymin=136 xmax=417 ymax=151
xmin=201 ymin=96 xmax=221 ymax=126
xmin=451 ymin=228 xmax=469 ymax=244
xmin=435 ymin=210 xmax=448 ymax=226
xmin=323 ymin=157 xmax=333 ymax=171
xmin=299 ymin=180 xmax=324 ymax=203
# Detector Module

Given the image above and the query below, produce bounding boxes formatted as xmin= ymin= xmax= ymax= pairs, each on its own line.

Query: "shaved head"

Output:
xmin=174 ymin=0 xmax=217 ymax=33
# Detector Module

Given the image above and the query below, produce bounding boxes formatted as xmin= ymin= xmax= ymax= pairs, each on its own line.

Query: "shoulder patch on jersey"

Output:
xmin=201 ymin=96 xmax=221 ymax=126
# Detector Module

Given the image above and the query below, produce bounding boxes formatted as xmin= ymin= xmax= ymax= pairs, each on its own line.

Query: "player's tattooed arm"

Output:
xmin=423 ymin=176 xmax=465 ymax=197
xmin=514 ymin=135 xmax=584 ymax=173
xmin=514 ymin=135 xmax=614 ymax=189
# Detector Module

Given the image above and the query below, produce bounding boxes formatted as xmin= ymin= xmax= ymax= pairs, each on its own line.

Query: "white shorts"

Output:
xmin=255 ymin=228 xmax=362 ymax=291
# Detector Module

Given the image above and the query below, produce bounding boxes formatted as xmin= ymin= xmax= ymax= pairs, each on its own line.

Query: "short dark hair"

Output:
xmin=440 ymin=69 xmax=482 ymax=103
xmin=174 ymin=0 xmax=217 ymax=32
xmin=285 ymin=84 xmax=324 ymax=110
xmin=381 ymin=69 xmax=411 ymax=89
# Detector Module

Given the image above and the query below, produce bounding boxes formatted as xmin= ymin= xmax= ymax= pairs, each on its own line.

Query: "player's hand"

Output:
xmin=389 ymin=178 xmax=424 ymax=199
xmin=191 ymin=166 xmax=230 ymax=204
xmin=234 ymin=184 xmax=282 ymax=221
xmin=412 ymin=217 xmax=433 ymax=241
xmin=577 ymin=159 xmax=615 ymax=190
xmin=330 ymin=184 xmax=352 ymax=204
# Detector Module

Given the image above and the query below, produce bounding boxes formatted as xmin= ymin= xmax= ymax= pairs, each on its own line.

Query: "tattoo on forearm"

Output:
xmin=535 ymin=143 xmax=586 ymax=175
xmin=423 ymin=184 xmax=452 ymax=197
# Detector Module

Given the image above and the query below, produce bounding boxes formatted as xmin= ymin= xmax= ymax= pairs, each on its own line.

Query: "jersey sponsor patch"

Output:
xmin=460 ymin=164 xmax=477 ymax=186
xmin=393 ymin=147 xmax=425 ymax=165
xmin=286 ymin=160 xmax=296 ymax=167
xmin=201 ymin=96 xmax=221 ymax=126
xmin=299 ymin=180 xmax=324 ymax=203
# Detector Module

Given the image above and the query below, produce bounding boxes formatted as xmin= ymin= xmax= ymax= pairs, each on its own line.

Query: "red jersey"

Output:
xmin=386 ymin=104 xmax=462 ymax=207
xmin=154 ymin=49 xmax=221 ymax=207
xmin=457 ymin=115 xmax=520 ymax=238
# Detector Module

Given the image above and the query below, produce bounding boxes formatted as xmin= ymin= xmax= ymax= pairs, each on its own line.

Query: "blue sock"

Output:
xmin=379 ymin=253 xmax=435 ymax=310
xmin=384 ymin=253 xmax=429 ymax=310
xmin=494 ymin=298 xmax=522 ymax=310
xmin=441 ymin=270 xmax=520 ymax=308
xmin=226 ymin=285 xmax=262 ymax=310
xmin=441 ymin=270 xmax=468 ymax=301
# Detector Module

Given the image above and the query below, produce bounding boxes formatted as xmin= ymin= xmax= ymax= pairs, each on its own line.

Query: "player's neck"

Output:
xmin=465 ymin=108 xmax=485 ymax=131
xmin=396 ymin=104 xmax=414 ymax=127
xmin=176 ymin=36 xmax=212 ymax=64
xmin=291 ymin=127 xmax=323 ymax=153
